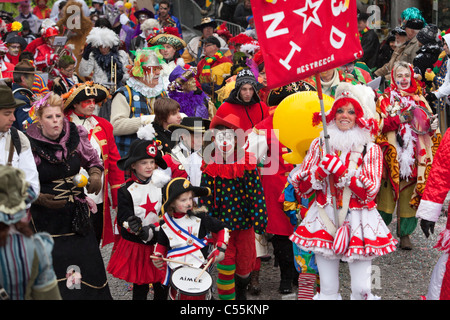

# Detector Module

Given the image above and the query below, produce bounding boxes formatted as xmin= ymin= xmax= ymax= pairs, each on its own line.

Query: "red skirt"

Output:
xmin=107 ymin=237 xmax=165 ymax=285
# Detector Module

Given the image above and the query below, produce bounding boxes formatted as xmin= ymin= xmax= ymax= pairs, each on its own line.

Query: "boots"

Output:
xmin=400 ymin=235 xmax=413 ymax=250
xmin=235 ymin=275 xmax=251 ymax=300
xmin=248 ymin=270 xmax=261 ymax=295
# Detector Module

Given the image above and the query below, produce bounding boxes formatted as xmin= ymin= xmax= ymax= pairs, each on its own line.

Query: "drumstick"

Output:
xmin=149 ymin=255 xmax=193 ymax=266
xmin=195 ymin=258 xmax=213 ymax=282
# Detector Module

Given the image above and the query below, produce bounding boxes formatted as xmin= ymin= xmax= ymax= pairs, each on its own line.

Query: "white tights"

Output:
xmin=315 ymin=254 xmax=376 ymax=300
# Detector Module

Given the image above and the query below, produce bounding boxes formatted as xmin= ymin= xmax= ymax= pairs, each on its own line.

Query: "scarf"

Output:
xmin=200 ymin=50 xmax=223 ymax=78
xmin=92 ymin=48 xmax=125 ymax=83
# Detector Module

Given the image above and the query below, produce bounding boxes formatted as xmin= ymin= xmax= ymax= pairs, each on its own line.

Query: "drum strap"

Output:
xmin=163 ymin=213 xmax=207 ymax=258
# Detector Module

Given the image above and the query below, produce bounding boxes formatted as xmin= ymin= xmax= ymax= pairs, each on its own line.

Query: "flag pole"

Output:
xmin=315 ymin=73 xmax=339 ymax=229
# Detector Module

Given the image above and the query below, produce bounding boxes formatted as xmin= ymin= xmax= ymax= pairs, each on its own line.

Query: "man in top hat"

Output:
xmin=0 ymin=84 xmax=40 ymax=198
xmin=162 ymin=116 xmax=210 ymax=187
xmin=110 ymin=48 xmax=168 ymax=157
xmin=62 ymin=82 xmax=124 ymax=246
xmin=182 ymin=17 xmax=227 ymax=64
xmin=12 ymin=60 xmax=36 ymax=131
xmin=195 ymin=36 xmax=232 ymax=102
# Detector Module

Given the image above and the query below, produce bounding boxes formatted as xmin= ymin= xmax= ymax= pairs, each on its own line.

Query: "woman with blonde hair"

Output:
xmin=25 ymin=92 xmax=113 ymax=299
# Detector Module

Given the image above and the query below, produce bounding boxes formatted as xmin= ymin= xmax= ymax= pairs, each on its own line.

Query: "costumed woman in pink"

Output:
xmin=289 ymin=82 xmax=398 ymax=300
xmin=416 ymin=129 xmax=450 ymax=300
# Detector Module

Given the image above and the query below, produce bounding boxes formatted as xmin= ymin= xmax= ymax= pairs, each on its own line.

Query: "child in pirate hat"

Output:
xmin=152 ymin=177 xmax=228 ymax=295
xmin=106 ymin=125 xmax=171 ymax=300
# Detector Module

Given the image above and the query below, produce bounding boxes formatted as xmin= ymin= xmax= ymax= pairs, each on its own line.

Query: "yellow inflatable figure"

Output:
xmin=273 ymin=91 xmax=334 ymax=164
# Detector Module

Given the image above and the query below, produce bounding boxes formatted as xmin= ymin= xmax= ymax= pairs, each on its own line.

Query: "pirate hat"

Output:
xmin=267 ymin=81 xmax=316 ymax=107
xmin=168 ymin=116 xmax=210 ymax=133
xmin=62 ymin=82 xmax=109 ymax=110
xmin=117 ymin=138 xmax=167 ymax=171
xmin=193 ymin=17 xmax=217 ymax=31
xmin=148 ymin=33 xmax=186 ymax=51
xmin=160 ymin=177 xmax=211 ymax=214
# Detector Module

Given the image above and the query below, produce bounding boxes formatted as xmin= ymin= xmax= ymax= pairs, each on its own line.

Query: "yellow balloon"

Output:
xmin=273 ymin=91 xmax=334 ymax=164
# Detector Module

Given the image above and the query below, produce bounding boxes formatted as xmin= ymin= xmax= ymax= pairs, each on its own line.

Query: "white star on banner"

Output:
xmin=293 ymin=0 xmax=323 ymax=33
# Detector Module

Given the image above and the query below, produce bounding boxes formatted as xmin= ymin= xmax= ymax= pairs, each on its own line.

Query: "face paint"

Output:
xmin=81 ymin=99 xmax=96 ymax=109
xmin=214 ymin=129 xmax=236 ymax=156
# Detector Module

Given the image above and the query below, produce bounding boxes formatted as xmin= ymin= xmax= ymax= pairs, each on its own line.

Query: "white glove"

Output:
xmin=430 ymin=115 xmax=439 ymax=131
xmin=140 ymin=114 xmax=155 ymax=125
xmin=152 ymin=254 xmax=165 ymax=270
xmin=120 ymin=13 xmax=129 ymax=25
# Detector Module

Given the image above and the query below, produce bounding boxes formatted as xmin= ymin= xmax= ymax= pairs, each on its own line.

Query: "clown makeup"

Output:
xmin=173 ymin=190 xmax=194 ymax=214
xmin=143 ymin=66 xmax=162 ymax=87
xmin=394 ymin=66 xmax=411 ymax=90
xmin=214 ymin=129 xmax=236 ymax=156
xmin=73 ymin=98 xmax=96 ymax=117
xmin=335 ymin=102 xmax=357 ymax=131
xmin=8 ymin=44 xmax=21 ymax=56
xmin=131 ymin=158 xmax=156 ymax=181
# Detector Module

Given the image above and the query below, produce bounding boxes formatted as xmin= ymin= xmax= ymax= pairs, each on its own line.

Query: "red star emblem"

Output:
xmin=140 ymin=194 xmax=157 ymax=218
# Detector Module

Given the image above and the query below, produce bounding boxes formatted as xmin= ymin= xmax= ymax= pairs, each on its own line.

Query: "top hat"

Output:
xmin=62 ymin=82 xmax=109 ymax=110
xmin=194 ymin=17 xmax=217 ymax=30
xmin=160 ymin=177 xmax=211 ymax=215
xmin=0 ymin=85 xmax=26 ymax=109
xmin=168 ymin=116 xmax=211 ymax=133
xmin=117 ymin=138 xmax=167 ymax=171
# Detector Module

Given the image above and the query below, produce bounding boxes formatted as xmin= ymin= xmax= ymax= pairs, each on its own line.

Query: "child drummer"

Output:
xmin=152 ymin=177 xmax=228 ymax=288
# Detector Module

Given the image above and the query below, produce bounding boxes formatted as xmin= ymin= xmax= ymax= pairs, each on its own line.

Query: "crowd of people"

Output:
xmin=1 ymin=0 xmax=450 ymax=302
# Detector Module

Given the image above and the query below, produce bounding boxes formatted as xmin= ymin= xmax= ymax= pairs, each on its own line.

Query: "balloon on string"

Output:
xmin=273 ymin=91 xmax=334 ymax=164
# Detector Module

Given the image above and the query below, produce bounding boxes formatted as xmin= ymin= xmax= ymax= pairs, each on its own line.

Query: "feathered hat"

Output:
xmin=128 ymin=46 xmax=164 ymax=78
xmin=85 ymin=27 xmax=119 ymax=48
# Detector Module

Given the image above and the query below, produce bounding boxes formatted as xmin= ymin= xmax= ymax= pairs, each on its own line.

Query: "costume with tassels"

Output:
xmin=289 ymin=83 xmax=397 ymax=300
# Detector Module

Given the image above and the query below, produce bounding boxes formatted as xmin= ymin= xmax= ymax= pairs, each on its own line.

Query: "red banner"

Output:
xmin=252 ymin=0 xmax=363 ymax=89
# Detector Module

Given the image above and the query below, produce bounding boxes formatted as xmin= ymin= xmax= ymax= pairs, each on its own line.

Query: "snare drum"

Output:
xmin=169 ymin=266 xmax=212 ymax=300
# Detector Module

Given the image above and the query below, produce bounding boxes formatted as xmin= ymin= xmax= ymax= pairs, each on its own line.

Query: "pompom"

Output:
xmin=151 ymin=168 xmax=171 ymax=188
xmin=137 ymin=124 xmax=156 ymax=141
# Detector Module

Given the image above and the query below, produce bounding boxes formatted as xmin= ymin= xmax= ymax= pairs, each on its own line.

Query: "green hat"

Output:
xmin=0 ymin=85 xmax=26 ymax=109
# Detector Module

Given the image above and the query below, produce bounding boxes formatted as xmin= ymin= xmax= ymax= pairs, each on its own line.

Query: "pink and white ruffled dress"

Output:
xmin=289 ymin=137 xmax=398 ymax=262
